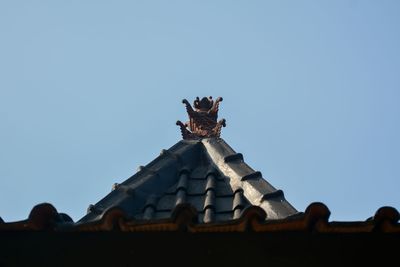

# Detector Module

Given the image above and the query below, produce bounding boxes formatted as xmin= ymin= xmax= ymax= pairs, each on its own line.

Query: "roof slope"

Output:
xmin=79 ymin=138 xmax=298 ymax=224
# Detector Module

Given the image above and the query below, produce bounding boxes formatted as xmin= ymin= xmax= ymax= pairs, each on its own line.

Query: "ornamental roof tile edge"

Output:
xmin=1 ymin=202 xmax=400 ymax=233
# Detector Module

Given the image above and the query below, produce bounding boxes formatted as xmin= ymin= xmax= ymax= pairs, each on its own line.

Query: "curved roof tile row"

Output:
xmin=1 ymin=202 xmax=399 ymax=233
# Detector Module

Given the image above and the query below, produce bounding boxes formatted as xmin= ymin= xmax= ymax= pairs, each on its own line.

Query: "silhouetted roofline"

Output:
xmin=1 ymin=202 xmax=399 ymax=233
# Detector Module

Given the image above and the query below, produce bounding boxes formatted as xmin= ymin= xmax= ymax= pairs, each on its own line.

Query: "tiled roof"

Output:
xmin=3 ymin=138 xmax=399 ymax=233
xmin=3 ymin=96 xmax=398 ymax=236
xmin=1 ymin=202 xmax=399 ymax=233
xmin=79 ymin=138 xmax=298 ymax=224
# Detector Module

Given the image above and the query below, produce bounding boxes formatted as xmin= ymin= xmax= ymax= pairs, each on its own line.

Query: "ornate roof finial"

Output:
xmin=176 ymin=96 xmax=226 ymax=140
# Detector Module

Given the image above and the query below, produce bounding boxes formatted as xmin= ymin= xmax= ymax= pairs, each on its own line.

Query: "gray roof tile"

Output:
xmin=79 ymin=138 xmax=298 ymax=224
xmin=186 ymin=179 xmax=206 ymax=195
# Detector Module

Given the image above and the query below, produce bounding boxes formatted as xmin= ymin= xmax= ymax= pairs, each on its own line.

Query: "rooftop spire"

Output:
xmin=176 ymin=96 xmax=226 ymax=140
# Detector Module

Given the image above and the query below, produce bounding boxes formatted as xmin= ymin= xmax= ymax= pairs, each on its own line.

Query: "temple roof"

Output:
xmin=79 ymin=138 xmax=298 ymax=224
xmin=79 ymin=96 xmax=297 ymax=224
xmin=2 ymin=96 xmax=398 ymax=234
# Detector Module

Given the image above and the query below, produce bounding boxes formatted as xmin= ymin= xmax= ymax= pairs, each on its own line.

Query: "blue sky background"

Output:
xmin=1 ymin=1 xmax=399 ymax=222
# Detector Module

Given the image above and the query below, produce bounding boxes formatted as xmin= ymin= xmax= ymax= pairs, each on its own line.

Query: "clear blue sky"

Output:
xmin=1 ymin=1 xmax=399 ymax=222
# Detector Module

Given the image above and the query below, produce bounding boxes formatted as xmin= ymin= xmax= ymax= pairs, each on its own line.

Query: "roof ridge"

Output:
xmin=200 ymin=138 xmax=298 ymax=219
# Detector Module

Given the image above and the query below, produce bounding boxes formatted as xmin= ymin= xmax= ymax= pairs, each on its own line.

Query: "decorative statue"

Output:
xmin=177 ymin=96 xmax=226 ymax=140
